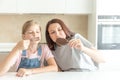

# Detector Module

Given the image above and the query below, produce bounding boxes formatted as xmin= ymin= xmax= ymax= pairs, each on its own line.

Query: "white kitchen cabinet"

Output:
xmin=97 ymin=0 xmax=120 ymax=15
xmin=17 ymin=0 xmax=65 ymax=13
xmin=0 ymin=0 xmax=93 ymax=14
xmin=65 ymin=0 xmax=93 ymax=14
xmin=0 ymin=0 xmax=16 ymax=13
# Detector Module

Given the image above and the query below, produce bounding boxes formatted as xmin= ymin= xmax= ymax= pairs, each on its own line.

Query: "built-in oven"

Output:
xmin=97 ymin=15 xmax=120 ymax=50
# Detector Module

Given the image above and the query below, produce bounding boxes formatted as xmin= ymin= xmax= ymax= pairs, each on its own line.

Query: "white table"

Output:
xmin=0 ymin=71 xmax=120 ymax=80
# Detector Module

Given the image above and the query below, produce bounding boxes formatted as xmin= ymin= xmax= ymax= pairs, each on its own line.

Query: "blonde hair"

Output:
xmin=22 ymin=20 xmax=41 ymax=34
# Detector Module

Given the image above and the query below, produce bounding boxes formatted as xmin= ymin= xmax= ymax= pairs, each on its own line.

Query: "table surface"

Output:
xmin=0 ymin=71 xmax=120 ymax=80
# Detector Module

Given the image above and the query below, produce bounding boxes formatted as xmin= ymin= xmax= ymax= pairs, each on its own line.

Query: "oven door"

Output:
xmin=97 ymin=22 xmax=120 ymax=50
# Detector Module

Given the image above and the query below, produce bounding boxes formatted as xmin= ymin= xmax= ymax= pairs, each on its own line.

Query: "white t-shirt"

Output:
xmin=52 ymin=33 xmax=98 ymax=72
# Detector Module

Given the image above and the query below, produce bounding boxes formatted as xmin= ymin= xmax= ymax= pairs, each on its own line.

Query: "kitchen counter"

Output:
xmin=0 ymin=71 xmax=120 ymax=80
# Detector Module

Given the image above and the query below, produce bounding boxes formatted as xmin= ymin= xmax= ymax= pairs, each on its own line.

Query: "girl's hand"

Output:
xmin=68 ymin=39 xmax=85 ymax=51
xmin=16 ymin=40 xmax=30 ymax=50
xmin=16 ymin=68 xmax=32 ymax=77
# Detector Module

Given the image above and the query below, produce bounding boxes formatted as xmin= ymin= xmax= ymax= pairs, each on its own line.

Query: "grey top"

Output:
xmin=52 ymin=33 xmax=98 ymax=72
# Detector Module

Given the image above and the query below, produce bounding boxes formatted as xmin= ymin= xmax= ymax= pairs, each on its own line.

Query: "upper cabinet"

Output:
xmin=0 ymin=0 xmax=16 ymax=13
xmin=17 ymin=0 xmax=65 ymax=13
xmin=0 ymin=0 xmax=93 ymax=14
xmin=97 ymin=0 xmax=120 ymax=15
xmin=65 ymin=0 xmax=93 ymax=14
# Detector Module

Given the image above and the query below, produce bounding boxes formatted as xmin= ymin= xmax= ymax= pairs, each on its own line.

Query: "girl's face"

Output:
xmin=48 ymin=23 xmax=66 ymax=42
xmin=23 ymin=24 xmax=41 ymax=43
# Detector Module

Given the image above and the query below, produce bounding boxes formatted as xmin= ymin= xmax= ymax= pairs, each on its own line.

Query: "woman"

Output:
xmin=45 ymin=18 xmax=105 ymax=72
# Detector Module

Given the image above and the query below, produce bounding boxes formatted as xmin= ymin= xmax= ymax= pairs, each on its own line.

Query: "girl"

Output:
xmin=45 ymin=18 xmax=105 ymax=72
xmin=0 ymin=20 xmax=58 ymax=77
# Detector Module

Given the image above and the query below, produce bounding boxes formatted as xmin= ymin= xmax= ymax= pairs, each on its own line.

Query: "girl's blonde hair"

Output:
xmin=22 ymin=20 xmax=41 ymax=34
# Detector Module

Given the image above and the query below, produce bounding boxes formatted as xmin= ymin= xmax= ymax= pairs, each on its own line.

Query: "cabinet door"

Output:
xmin=0 ymin=0 xmax=16 ymax=13
xmin=17 ymin=0 xmax=65 ymax=13
xmin=97 ymin=0 xmax=120 ymax=15
xmin=65 ymin=0 xmax=93 ymax=14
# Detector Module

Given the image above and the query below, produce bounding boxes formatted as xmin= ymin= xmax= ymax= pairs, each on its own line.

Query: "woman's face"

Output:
xmin=48 ymin=23 xmax=66 ymax=42
xmin=23 ymin=24 xmax=41 ymax=43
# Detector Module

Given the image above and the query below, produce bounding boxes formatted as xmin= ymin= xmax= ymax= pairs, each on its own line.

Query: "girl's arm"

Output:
xmin=0 ymin=40 xmax=29 ymax=76
xmin=32 ymin=57 xmax=58 ymax=73
xmin=0 ymin=46 xmax=20 ymax=76
xmin=16 ymin=57 xmax=58 ymax=77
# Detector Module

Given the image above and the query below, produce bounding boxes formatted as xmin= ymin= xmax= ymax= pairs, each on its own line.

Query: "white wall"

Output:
xmin=88 ymin=0 xmax=96 ymax=46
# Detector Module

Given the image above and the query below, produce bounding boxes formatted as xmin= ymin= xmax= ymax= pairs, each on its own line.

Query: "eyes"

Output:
xmin=49 ymin=28 xmax=63 ymax=35
xmin=26 ymin=31 xmax=40 ymax=34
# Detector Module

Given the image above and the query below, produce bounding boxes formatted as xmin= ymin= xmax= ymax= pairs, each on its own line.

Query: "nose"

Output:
xmin=32 ymin=32 xmax=37 ymax=37
xmin=55 ymin=31 xmax=60 ymax=37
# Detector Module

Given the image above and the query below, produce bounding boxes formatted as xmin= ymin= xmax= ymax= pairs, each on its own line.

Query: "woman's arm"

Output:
xmin=69 ymin=38 xmax=105 ymax=63
xmin=82 ymin=46 xmax=105 ymax=63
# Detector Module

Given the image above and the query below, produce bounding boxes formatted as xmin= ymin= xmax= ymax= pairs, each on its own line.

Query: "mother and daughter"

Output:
xmin=0 ymin=19 xmax=105 ymax=77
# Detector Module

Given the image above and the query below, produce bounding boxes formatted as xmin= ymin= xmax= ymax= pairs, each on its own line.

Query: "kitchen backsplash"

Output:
xmin=0 ymin=14 xmax=88 ymax=43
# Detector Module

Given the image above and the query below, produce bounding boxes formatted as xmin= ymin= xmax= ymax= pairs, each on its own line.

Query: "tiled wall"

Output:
xmin=0 ymin=14 xmax=88 ymax=43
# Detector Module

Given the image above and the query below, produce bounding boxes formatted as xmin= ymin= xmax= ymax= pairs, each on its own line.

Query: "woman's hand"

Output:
xmin=16 ymin=68 xmax=32 ymax=77
xmin=68 ymin=39 xmax=85 ymax=51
